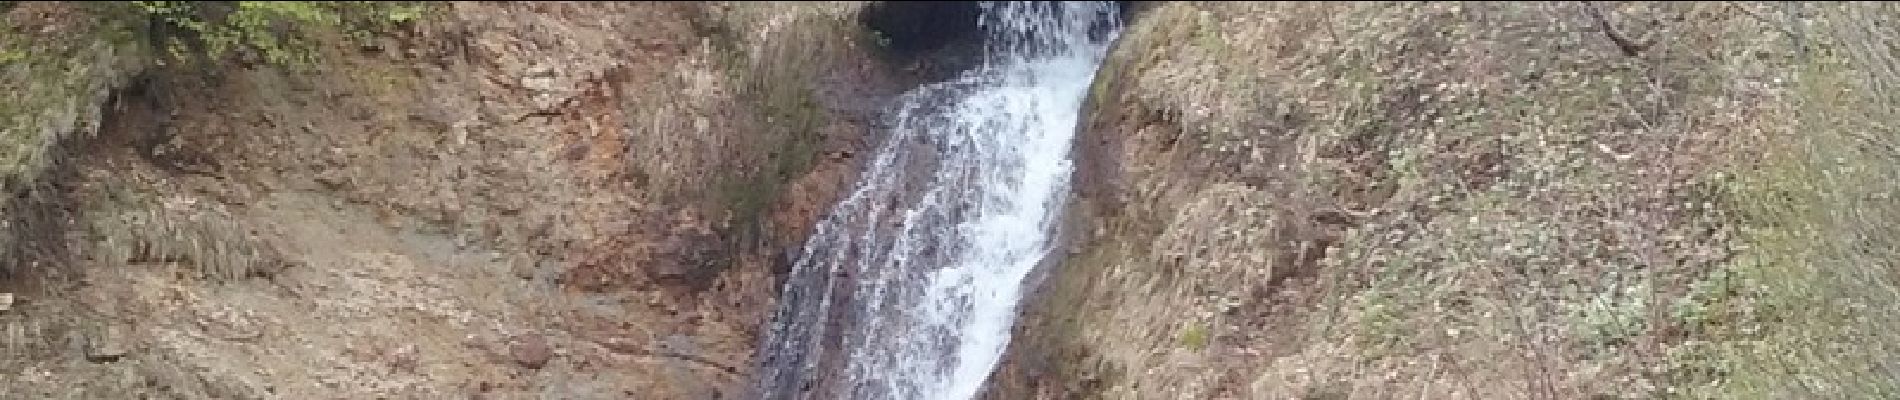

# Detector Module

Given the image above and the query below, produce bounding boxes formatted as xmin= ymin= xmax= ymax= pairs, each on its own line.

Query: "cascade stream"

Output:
xmin=752 ymin=3 xmax=1123 ymax=399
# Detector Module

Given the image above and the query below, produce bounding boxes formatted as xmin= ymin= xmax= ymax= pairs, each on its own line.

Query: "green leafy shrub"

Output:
xmin=125 ymin=1 xmax=425 ymax=68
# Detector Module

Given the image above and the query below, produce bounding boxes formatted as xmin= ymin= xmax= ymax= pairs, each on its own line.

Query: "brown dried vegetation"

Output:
xmin=1004 ymin=2 xmax=1900 ymax=399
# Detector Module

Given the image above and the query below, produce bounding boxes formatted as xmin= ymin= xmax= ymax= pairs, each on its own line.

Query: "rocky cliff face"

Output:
xmin=992 ymin=2 xmax=1811 ymax=399
xmin=0 ymin=2 xmax=914 ymax=398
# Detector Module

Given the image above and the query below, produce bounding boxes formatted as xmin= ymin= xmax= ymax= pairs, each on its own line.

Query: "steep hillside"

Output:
xmin=0 ymin=1 xmax=915 ymax=398
xmin=995 ymin=2 xmax=1900 ymax=399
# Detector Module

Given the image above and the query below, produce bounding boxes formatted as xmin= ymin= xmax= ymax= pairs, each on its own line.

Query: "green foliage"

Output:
xmin=0 ymin=45 xmax=22 ymax=65
xmin=1178 ymin=324 xmax=1210 ymax=351
xmin=124 ymin=1 xmax=425 ymax=68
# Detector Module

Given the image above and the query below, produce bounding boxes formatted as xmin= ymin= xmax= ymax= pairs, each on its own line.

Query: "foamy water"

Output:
xmin=752 ymin=3 xmax=1122 ymax=399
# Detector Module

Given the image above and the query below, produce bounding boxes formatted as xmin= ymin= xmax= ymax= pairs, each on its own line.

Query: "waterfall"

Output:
xmin=752 ymin=2 xmax=1122 ymax=399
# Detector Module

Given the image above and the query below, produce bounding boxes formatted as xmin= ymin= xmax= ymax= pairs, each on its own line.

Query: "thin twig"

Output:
xmin=1582 ymin=1 xmax=1648 ymax=57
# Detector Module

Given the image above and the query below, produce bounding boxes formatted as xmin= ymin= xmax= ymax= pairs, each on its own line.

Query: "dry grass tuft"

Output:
xmin=70 ymin=169 xmax=281 ymax=284
xmin=701 ymin=1 xmax=867 ymax=216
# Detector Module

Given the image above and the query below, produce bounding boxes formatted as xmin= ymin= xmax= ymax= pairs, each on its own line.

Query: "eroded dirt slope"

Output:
xmin=1 ymin=1 xmax=909 ymax=398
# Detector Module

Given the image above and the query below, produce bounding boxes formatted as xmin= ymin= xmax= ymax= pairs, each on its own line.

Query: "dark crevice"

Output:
xmin=859 ymin=1 xmax=1143 ymax=81
xmin=860 ymin=1 xmax=985 ymax=59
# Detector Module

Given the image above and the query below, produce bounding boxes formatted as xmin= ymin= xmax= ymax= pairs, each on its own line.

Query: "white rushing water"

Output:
xmin=753 ymin=2 xmax=1121 ymax=399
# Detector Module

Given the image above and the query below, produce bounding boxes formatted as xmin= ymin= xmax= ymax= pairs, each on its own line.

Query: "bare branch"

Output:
xmin=1582 ymin=1 xmax=1648 ymax=57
